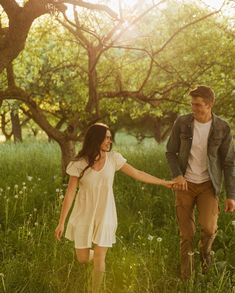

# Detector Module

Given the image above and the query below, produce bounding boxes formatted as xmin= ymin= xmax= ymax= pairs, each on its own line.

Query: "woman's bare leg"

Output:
xmin=92 ymin=245 xmax=108 ymax=293
xmin=75 ymin=248 xmax=94 ymax=264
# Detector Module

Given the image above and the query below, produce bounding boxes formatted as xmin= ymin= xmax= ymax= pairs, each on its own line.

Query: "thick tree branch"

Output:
xmin=0 ymin=0 xmax=20 ymax=19
xmin=62 ymin=0 xmax=118 ymax=19
xmin=0 ymin=87 xmax=66 ymax=141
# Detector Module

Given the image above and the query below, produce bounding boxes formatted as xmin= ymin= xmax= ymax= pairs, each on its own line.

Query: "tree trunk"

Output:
xmin=59 ymin=139 xmax=76 ymax=176
xmin=10 ymin=109 xmax=22 ymax=142
xmin=86 ymin=48 xmax=99 ymax=115
xmin=0 ymin=113 xmax=12 ymax=141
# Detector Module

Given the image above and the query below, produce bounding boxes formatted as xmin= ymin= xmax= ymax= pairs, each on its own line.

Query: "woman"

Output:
xmin=55 ymin=123 xmax=173 ymax=293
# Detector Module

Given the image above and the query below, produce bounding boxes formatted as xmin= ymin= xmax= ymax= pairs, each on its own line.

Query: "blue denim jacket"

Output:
xmin=166 ymin=113 xmax=235 ymax=199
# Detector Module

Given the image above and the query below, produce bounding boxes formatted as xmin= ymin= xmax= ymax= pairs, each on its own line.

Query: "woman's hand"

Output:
xmin=161 ymin=180 xmax=175 ymax=189
xmin=55 ymin=223 xmax=64 ymax=240
xmin=172 ymin=175 xmax=188 ymax=191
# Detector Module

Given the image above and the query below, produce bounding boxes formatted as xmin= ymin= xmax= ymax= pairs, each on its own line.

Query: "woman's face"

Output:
xmin=100 ymin=129 xmax=112 ymax=152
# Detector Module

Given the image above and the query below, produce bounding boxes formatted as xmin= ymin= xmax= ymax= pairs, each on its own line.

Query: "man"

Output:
xmin=166 ymin=85 xmax=235 ymax=280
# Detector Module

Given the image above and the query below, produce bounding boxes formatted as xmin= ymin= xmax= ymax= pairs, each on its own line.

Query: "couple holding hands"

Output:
xmin=55 ymin=85 xmax=235 ymax=291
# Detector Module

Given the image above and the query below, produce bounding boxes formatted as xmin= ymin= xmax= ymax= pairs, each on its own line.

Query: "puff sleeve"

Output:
xmin=66 ymin=160 xmax=83 ymax=177
xmin=112 ymin=151 xmax=127 ymax=171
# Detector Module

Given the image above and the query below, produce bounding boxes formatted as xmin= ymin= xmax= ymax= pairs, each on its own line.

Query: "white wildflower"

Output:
xmin=157 ymin=237 xmax=162 ymax=243
xmin=14 ymin=195 xmax=19 ymax=199
xmin=147 ymin=234 xmax=154 ymax=241
xmin=27 ymin=176 xmax=33 ymax=181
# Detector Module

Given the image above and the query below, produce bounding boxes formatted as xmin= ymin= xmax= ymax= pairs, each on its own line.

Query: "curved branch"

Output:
xmin=63 ymin=0 xmax=118 ymax=19
xmin=0 ymin=87 xmax=65 ymax=142
xmin=154 ymin=8 xmax=223 ymax=56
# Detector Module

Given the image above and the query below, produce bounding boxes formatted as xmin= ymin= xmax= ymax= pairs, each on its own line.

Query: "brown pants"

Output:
xmin=175 ymin=181 xmax=219 ymax=279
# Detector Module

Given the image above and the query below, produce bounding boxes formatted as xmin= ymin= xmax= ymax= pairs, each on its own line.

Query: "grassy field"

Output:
xmin=0 ymin=135 xmax=234 ymax=293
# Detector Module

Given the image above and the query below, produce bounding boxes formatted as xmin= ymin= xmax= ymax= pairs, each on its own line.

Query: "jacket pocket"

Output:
xmin=210 ymin=137 xmax=223 ymax=146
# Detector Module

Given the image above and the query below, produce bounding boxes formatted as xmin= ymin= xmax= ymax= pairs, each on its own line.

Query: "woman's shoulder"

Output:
xmin=109 ymin=150 xmax=123 ymax=159
xmin=66 ymin=158 xmax=87 ymax=177
xmin=67 ymin=158 xmax=87 ymax=169
xmin=109 ymin=150 xmax=121 ymax=155
xmin=108 ymin=150 xmax=127 ymax=170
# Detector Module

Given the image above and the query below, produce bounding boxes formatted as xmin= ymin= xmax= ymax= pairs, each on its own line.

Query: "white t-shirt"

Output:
xmin=184 ymin=119 xmax=212 ymax=183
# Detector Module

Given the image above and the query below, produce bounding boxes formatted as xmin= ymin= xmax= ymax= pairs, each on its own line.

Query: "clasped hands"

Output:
xmin=172 ymin=175 xmax=188 ymax=191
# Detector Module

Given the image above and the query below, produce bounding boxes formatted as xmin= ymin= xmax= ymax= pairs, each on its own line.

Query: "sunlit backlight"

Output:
xmin=200 ymin=0 xmax=226 ymax=9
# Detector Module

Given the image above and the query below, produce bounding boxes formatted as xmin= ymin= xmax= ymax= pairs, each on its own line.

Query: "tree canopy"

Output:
xmin=0 ymin=0 xmax=234 ymax=173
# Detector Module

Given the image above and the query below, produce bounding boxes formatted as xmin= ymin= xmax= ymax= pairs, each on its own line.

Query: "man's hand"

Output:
xmin=224 ymin=198 xmax=235 ymax=212
xmin=172 ymin=175 xmax=188 ymax=191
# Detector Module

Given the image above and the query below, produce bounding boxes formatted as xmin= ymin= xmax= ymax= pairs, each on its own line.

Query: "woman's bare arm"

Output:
xmin=120 ymin=163 xmax=174 ymax=188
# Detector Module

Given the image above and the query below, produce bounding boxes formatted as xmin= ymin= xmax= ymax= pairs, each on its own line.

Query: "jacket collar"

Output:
xmin=187 ymin=112 xmax=217 ymax=124
xmin=186 ymin=112 xmax=218 ymax=137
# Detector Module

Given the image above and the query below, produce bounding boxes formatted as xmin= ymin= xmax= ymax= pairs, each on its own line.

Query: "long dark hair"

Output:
xmin=76 ymin=123 xmax=112 ymax=179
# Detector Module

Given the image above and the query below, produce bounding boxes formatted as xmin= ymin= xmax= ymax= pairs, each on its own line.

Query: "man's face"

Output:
xmin=191 ymin=96 xmax=212 ymax=122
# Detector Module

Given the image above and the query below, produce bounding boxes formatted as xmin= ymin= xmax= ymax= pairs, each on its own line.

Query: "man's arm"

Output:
xmin=220 ymin=125 xmax=235 ymax=200
xmin=219 ymin=125 xmax=235 ymax=212
xmin=166 ymin=117 xmax=188 ymax=191
xmin=166 ymin=117 xmax=182 ymax=178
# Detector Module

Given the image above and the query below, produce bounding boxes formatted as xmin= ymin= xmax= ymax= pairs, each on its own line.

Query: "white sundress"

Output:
xmin=65 ymin=151 xmax=126 ymax=249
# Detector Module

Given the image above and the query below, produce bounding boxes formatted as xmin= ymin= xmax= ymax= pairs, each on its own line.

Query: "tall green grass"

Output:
xmin=0 ymin=136 xmax=234 ymax=292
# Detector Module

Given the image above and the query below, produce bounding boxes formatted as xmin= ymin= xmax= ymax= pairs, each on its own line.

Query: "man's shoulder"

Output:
xmin=175 ymin=113 xmax=193 ymax=124
xmin=212 ymin=113 xmax=231 ymax=130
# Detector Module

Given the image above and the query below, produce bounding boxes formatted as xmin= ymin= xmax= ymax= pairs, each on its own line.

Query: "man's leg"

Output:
xmin=176 ymin=183 xmax=197 ymax=280
xmin=197 ymin=181 xmax=219 ymax=273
